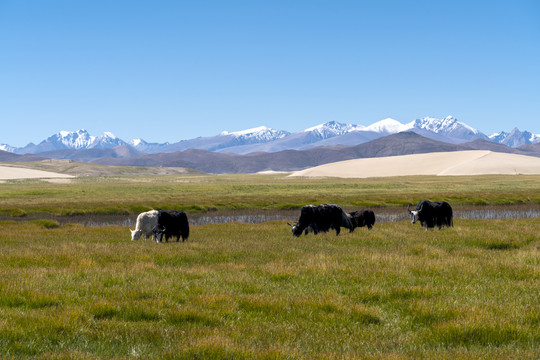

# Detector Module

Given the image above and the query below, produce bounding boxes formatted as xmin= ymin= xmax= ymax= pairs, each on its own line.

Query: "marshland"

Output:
xmin=0 ymin=173 xmax=538 ymax=359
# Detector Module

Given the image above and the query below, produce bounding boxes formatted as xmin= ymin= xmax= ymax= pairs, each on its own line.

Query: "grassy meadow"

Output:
xmin=0 ymin=174 xmax=539 ymax=216
xmin=0 ymin=173 xmax=539 ymax=359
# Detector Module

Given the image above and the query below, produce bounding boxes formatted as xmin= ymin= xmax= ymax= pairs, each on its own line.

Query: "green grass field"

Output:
xmin=0 ymin=174 xmax=539 ymax=359
xmin=0 ymin=219 xmax=538 ymax=359
xmin=1 ymin=174 xmax=539 ymax=216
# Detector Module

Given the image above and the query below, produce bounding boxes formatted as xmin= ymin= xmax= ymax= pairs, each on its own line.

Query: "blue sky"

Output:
xmin=1 ymin=0 xmax=539 ymax=147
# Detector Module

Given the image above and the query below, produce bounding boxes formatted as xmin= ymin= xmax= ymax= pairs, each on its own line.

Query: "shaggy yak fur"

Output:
xmin=154 ymin=210 xmax=190 ymax=242
xmin=130 ymin=210 xmax=159 ymax=241
xmin=290 ymin=204 xmax=353 ymax=236
xmin=408 ymin=200 xmax=453 ymax=230
xmin=348 ymin=209 xmax=376 ymax=230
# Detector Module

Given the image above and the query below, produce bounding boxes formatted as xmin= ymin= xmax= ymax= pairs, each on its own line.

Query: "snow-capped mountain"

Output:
xmin=0 ymin=144 xmax=16 ymax=152
xmin=3 ymin=116 xmax=538 ymax=158
xmin=15 ymin=130 xmax=127 ymax=154
xmin=488 ymin=131 xmax=508 ymax=144
xmin=408 ymin=116 xmax=489 ymax=143
xmin=91 ymin=132 xmax=128 ymax=149
xmin=360 ymin=118 xmax=410 ymax=134
xmin=489 ymin=128 xmax=540 ymax=148
xmin=218 ymin=121 xmax=366 ymax=154
xmin=221 ymin=126 xmax=290 ymax=145
xmin=129 ymin=139 xmax=170 ymax=153
xmin=131 ymin=125 xmax=290 ymax=154
xmin=304 ymin=121 xmax=364 ymax=139
xmin=52 ymin=129 xmax=95 ymax=149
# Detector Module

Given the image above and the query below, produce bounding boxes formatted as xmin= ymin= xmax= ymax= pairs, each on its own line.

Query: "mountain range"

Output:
xmin=68 ymin=133 xmax=540 ymax=174
xmin=1 ymin=116 xmax=539 ymax=174
xmin=1 ymin=116 xmax=538 ymax=156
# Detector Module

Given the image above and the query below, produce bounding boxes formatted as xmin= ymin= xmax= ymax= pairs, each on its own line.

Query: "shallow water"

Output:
xmin=5 ymin=204 xmax=536 ymax=227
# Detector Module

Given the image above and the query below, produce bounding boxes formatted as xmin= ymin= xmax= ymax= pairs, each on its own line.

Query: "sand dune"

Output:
xmin=289 ymin=151 xmax=540 ymax=178
xmin=0 ymin=165 xmax=74 ymax=180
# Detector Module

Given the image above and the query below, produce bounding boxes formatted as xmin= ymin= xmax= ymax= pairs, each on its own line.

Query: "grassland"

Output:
xmin=0 ymin=173 xmax=539 ymax=358
xmin=0 ymin=219 xmax=538 ymax=359
xmin=0 ymin=174 xmax=539 ymax=216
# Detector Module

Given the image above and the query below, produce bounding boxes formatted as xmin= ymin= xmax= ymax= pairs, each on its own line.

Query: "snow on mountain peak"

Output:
xmin=489 ymin=131 xmax=508 ymax=142
xmin=6 ymin=117 xmax=538 ymax=156
xmin=102 ymin=132 xmax=117 ymax=139
xmin=412 ymin=115 xmax=479 ymax=135
xmin=56 ymin=129 xmax=95 ymax=149
xmin=220 ymin=126 xmax=289 ymax=145
xmin=0 ymin=144 xmax=16 ymax=153
xmin=91 ymin=132 xmax=127 ymax=149
xmin=362 ymin=118 xmax=411 ymax=134
xmin=130 ymin=139 xmax=145 ymax=147
xmin=229 ymin=126 xmax=270 ymax=136
xmin=45 ymin=129 xmax=126 ymax=150
xmin=489 ymin=127 xmax=540 ymax=147
xmin=304 ymin=121 xmax=363 ymax=136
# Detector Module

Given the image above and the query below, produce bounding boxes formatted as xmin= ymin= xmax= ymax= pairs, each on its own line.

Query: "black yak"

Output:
xmin=289 ymin=204 xmax=353 ymax=236
xmin=154 ymin=210 xmax=190 ymax=242
xmin=408 ymin=200 xmax=453 ymax=230
xmin=348 ymin=209 xmax=376 ymax=230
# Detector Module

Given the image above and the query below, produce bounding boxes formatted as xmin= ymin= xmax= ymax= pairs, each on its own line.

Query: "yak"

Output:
xmin=154 ymin=210 xmax=190 ymax=242
xmin=289 ymin=204 xmax=353 ymax=236
xmin=130 ymin=210 xmax=159 ymax=241
xmin=408 ymin=200 xmax=453 ymax=230
xmin=348 ymin=209 xmax=376 ymax=230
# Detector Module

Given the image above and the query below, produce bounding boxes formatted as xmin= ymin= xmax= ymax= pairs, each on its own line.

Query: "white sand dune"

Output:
xmin=0 ymin=165 xmax=74 ymax=180
xmin=289 ymin=151 xmax=540 ymax=178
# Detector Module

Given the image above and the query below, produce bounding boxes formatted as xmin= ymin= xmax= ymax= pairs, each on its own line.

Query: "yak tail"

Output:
xmin=178 ymin=212 xmax=190 ymax=241
xmin=181 ymin=222 xmax=189 ymax=241
xmin=341 ymin=210 xmax=354 ymax=232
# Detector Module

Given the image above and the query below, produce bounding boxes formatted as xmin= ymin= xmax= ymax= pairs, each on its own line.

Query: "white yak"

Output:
xmin=130 ymin=210 xmax=159 ymax=241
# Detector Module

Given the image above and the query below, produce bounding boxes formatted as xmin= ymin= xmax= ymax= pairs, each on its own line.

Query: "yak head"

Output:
xmin=407 ymin=203 xmax=421 ymax=224
xmin=288 ymin=222 xmax=303 ymax=237
xmin=130 ymin=229 xmax=142 ymax=241
xmin=153 ymin=225 xmax=165 ymax=243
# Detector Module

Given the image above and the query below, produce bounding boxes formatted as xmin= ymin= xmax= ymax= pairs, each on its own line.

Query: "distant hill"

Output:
xmin=38 ymin=146 xmax=146 ymax=162
xmin=90 ymin=132 xmax=495 ymax=174
xmin=6 ymin=132 xmax=538 ymax=175
xmin=0 ymin=159 xmax=203 ymax=178
xmin=516 ymin=142 xmax=540 ymax=157
xmin=0 ymin=150 xmax=46 ymax=162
